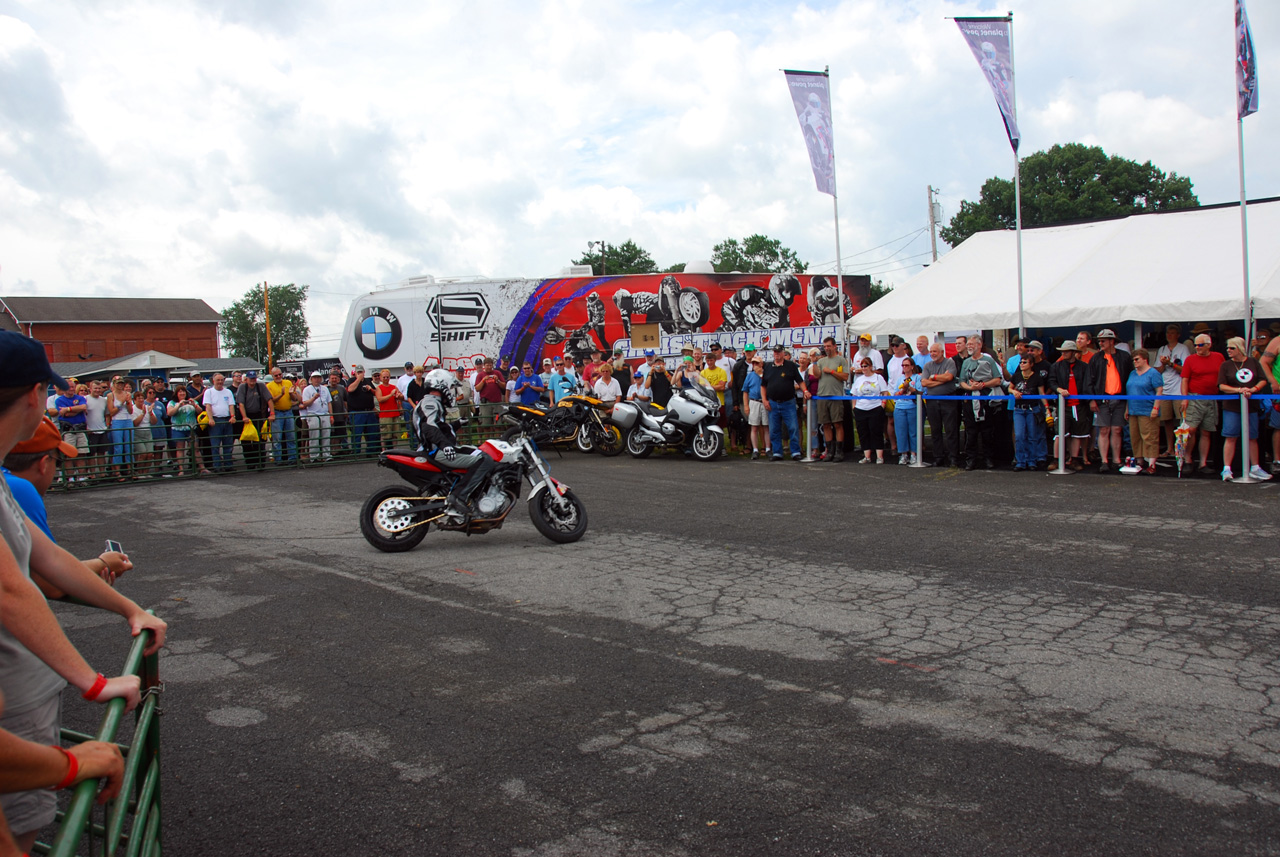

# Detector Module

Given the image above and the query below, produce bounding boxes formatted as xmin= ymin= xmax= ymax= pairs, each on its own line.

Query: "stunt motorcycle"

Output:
xmin=501 ymin=388 xmax=623 ymax=456
xmin=360 ymin=434 xmax=588 ymax=553
xmin=608 ymin=375 xmax=724 ymax=461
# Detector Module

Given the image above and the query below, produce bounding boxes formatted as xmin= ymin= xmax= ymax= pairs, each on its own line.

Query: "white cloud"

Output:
xmin=1 ymin=0 xmax=1277 ymax=351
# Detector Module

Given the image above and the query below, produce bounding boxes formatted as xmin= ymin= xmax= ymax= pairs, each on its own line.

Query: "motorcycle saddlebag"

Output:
xmin=609 ymin=401 xmax=640 ymax=431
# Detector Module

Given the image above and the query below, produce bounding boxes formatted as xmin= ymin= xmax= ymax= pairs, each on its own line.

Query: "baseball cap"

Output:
xmin=1027 ymin=340 xmax=1044 ymax=350
xmin=351 ymin=363 xmax=365 ymax=372
xmin=1097 ymin=328 xmax=1117 ymax=340
xmin=743 ymin=344 xmax=756 ymax=352
xmin=643 ymin=349 xmax=655 ymax=357
xmin=710 ymin=342 xmax=722 ymax=349
xmin=858 ymin=333 xmax=872 ymax=342
xmin=246 ymin=370 xmax=258 ymax=379
xmin=634 ymin=371 xmax=644 ymax=379
xmin=404 ymin=361 xmax=414 ymax=369
xmin=613 ymin=348 xmax=623 ymax=355
xmin=189 ymin=370 xmax=203 ymax=378
xmin=0 ymin=332 xmax=68 ymax=390
xmin=12 ymin=417 xmax=78 ymax=458
xmin=773 ymin=343 xmax=787 ymax=351
xmin=310 ymin=370 xmax=322 ymax=378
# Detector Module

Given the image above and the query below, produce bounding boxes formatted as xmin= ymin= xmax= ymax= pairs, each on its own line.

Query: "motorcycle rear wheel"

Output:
xmin=528 ymin=488 xmax=588 ymax=543
xmin=626 ymin=427 xmax=653 ymax=459
xmin=360 ymin=486 xmax=430 ymax=552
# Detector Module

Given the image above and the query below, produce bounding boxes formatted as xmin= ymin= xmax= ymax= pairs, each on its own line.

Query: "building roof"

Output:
xmin=0 ymin=296 xmax=223 ymax=325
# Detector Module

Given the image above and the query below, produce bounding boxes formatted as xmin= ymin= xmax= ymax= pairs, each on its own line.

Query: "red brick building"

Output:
xmin=0 ymin=296 xmax=223 ymax=363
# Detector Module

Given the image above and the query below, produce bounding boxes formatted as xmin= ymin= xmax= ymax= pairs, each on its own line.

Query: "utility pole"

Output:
xmin=263 ymin=281 xmax=274 ymax=370
xmin=927 ymin=186 xmax=940 ymax=263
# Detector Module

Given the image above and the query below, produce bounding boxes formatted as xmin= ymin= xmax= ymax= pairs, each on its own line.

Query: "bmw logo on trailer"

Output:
xmin=355 ymin=306 xmax=403 ymax=360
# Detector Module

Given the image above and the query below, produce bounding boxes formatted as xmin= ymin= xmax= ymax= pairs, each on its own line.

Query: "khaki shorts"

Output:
xmin=1129 ymin=415 xmax=1161 ymax=459
xmin=1183 ymin=398 xmax=1218 ymax=431
xmin=747 ymin=400 xmax=767 ymax=426
xmin=0 ymin=693 xmax=60 ymax=834
xmin=1158 ymin=399 xmax=1175 ymax=421
xmin=816 ymin=398 xmax=845 ymax=426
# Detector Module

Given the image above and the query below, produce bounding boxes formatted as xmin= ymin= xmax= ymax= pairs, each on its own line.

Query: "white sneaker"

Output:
xmin=1249 ymin=465 xmax=1273 ymax=481
xmin=1222 ymin=467 xmax=1234 ymax=482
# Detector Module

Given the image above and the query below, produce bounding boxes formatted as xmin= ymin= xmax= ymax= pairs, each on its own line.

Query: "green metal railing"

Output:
xmin=35 ymin=623 xmax=163 ymax=857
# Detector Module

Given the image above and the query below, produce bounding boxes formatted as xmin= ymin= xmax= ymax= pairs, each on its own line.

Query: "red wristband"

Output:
xmin=82 ymin=673 xmax=107 ymax=701
xmin=50 ymin=745 xmax=78 ymax=790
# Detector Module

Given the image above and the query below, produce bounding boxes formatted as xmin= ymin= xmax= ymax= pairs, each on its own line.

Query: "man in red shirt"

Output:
xmin=472 ymin=357 xmax=507 ymax=425
xmin=1180 ymin=332 xmax=1225 ymax=475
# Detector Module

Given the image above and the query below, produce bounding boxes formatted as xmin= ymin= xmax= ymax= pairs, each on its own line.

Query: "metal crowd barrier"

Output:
xmin=804 ymin=391 xmax=1269 ymax=483
xmin=35 ymin=623 xmax=162 ymax=857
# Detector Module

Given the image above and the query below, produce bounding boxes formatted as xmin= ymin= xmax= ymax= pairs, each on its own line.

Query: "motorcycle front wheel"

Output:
xmin=626 ymin=427 xmax=653 ymax=459
xmin=528 ymin=488 xmax=588 ymax=543
xmin=360 ymin=486 xmax=430 ymax=552
xmin=593 ymin=422 xmax=624 ymax=457
xmin=691 ymin=428 xmax=724 ymax=462
xmin=574 ymin=428 xmax=595 ymax=454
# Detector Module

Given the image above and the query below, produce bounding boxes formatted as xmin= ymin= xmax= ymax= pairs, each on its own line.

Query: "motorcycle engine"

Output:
xmin=474 ymin=483 xmax=513 ymax=517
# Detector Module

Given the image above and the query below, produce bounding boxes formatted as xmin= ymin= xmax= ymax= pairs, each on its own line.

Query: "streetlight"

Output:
xmin=587 ymin=240 xmax=606 ymax=276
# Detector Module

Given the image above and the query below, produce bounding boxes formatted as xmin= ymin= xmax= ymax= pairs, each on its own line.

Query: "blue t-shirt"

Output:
xmin=54 ymin=394 xmax=87 ymax=427
xmin=911 ymin=354 xmax=930 ymax=371
xmin=1006 ymin=354 xmax=1022 ymax=376
xmin=1 ymin=468 xmax=53 ymax=541
xmin=742 ymin=372 xmax=763 ymax=401
xmin=548 ymin=372 xmax=576 ymax=403
xmin=1126 ymin=367 xmax=1163 ymax=416
xmin=517 ymin=372 xmax=545 ymax=406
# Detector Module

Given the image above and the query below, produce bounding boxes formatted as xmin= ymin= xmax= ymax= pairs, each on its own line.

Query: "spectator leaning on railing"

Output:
xmin=0 ymin=331 xmax=167 ymax=853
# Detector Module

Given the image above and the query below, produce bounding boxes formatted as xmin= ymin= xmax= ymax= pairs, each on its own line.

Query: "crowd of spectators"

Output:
xmin=23 ymin=322 xmax=1280 ymax=489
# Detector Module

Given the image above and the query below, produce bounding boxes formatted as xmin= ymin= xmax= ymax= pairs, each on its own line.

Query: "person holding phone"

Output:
xmin=345 ymin=365 xmax=378 ymax=457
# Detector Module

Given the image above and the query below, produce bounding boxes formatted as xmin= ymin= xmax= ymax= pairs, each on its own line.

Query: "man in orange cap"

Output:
xmin=1 ymin=418 xmax=130 ymax=588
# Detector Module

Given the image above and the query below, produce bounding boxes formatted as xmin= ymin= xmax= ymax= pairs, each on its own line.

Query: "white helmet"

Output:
xmin=768 ymin=274 xmax=801 ymax=307
xmin=422 ymin=368 xmax=456 ymax=407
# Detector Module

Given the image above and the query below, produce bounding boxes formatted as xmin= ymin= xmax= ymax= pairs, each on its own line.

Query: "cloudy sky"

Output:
xmin=1 ymin=0 xmax=1276 ymax=354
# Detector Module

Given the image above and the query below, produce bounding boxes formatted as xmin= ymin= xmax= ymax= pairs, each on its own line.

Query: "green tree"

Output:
xmin=711 ymin=234 xmax=808 ymax=274
xmin=221 ymin=283 xmax=310 ymax=364
xmin=572 ymin=240 xmax=659 ymax=276
xmin=939 ymin=143 xmax=1199 ymax=247
xmin=866 ymin=279 xmax=892 ymax=305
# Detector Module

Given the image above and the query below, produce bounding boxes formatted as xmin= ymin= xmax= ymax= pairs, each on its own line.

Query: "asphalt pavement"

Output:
xmin=44 ymin=450 xmax=1280 ymax=855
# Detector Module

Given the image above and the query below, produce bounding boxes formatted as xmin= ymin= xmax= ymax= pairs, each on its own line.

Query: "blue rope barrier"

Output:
xmin=811 ymin=393 xmax=1253 ymax=402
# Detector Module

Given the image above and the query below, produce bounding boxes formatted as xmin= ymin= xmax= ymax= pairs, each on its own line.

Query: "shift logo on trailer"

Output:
xmin=426 ymin=292 xmax=491 ymax=342
xmin=354 ymin=306 xmax=403 ymax=361
xmin=426 ymin=293 xmax=490 ymax=330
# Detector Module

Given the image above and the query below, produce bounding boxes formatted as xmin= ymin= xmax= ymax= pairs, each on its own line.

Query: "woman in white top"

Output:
xmin=850 ymin=357 xmax=889 ymax=464
xmin=592 ymin=363 xmax=622 ymax=410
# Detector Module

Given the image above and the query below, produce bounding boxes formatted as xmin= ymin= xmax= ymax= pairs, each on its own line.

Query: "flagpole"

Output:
xmin=1009 ymin=11 xmax=1025 ymax=339
xmin=827 ymin=66 xmax=846 ymax=360
xmin=1237 ymin=117 xmax=1251 ymax=343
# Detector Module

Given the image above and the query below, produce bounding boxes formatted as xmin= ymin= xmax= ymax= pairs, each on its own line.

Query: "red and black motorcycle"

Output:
xmin=359 ymin=435 xmax=588 ymax=552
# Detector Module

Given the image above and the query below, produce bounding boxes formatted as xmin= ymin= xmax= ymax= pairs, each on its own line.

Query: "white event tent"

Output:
xmin=849 ymin=197 xmax=1280 ymax=335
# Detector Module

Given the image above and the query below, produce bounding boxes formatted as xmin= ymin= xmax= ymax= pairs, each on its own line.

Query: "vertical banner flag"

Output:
xmin=784 ymin=70 xmax=836 ymax=196
xmin=1237 ymin=0 xmax=1259 ymax=118
xmin=955 ymin=17 xmax=1020 ymax=151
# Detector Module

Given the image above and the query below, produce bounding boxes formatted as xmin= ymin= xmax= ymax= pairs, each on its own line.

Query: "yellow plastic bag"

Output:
xmin=197 ymin=410 xmax=210 ymax=428
xmin=240 ymin=420 xmax=260 ymax=442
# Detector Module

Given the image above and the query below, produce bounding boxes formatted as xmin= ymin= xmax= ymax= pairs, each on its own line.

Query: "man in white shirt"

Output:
xmin=626 ymin=370 xmax=650 ymax=403
xmin=710 ymin=342 xmax=734 ymax=377
xmin=83 ymin=379 xmax=109 ymax=480
xmin=200 ymin=374 xmax=237 ymax=472
xmin=855 ymin=333 xmax=884 ymax=374
xmin=299 ymin=370 xmax=333 ymax=462
xmin=636 ymin=350 xmax=657 ymax=379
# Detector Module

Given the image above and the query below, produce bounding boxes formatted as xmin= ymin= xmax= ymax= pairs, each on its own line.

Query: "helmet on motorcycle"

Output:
xmin=768 ymin=274 xmax=802 ymax=307
xmin=422 ymin=368 xmax=457 ymax=407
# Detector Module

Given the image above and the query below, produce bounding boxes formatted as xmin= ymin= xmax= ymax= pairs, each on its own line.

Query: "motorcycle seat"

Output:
xmin=638 ymin=402 xmax=667 ymax=417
